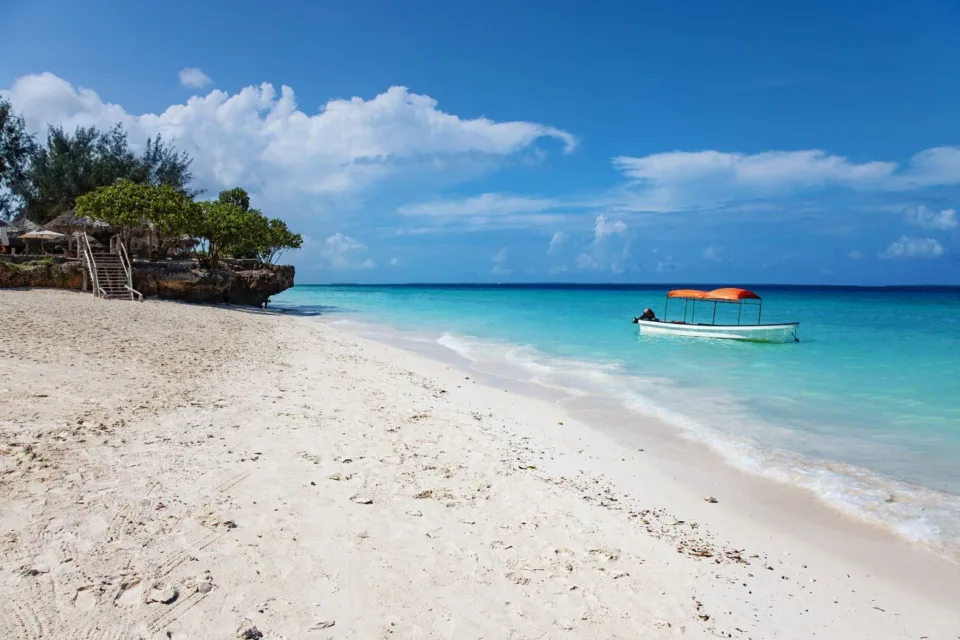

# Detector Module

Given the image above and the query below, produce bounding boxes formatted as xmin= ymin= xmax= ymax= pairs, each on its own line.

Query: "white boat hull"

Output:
xmin=637 ymin=320 xmax=799 ymax=343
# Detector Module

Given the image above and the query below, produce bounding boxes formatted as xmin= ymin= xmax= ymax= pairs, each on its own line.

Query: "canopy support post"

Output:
xmin=737 ymin=302 xmax=742 ymax=326
xmin=712 ymin=301 xmax=717 ymax=324
xmin=758 ymin=302 xmax=762 ymax=325
xmin=683 ymin=299 xmax=688 ymax=323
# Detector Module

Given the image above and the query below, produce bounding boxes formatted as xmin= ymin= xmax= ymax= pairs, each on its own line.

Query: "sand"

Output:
xmin=1 ymin=289 xmax=958 ymax=639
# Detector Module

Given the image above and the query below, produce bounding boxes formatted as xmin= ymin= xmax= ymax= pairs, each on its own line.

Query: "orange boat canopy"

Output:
xmin=667 ymin=287 xmax=761 ymax=302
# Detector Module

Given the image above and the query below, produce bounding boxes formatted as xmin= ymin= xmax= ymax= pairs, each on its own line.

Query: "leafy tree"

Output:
xmin=15 ymin=124 xmax=194 ymax=224
xmin=217 ymin=186 xmax=251 ymax=212
xmin=75 ymin=180 xmax=198 ymax=256
xmin=260 ymin=218 xmax=302 ymax=264
xmin=211 ymin=188 xmax=302 ymax=264
xmin=0 ymin=98 xmax=37 ymax=220
xmin=192 ymin=199 xmax=250 ymax=269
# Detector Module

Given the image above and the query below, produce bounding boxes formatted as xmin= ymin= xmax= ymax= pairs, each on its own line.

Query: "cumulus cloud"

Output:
xmin=321 ymin=233 xmax=375 ymax=269
xmin=179 ymin=67 xmax=213 ymax=89
xmin=849 ymin=250 xmax=863 ymax=260
xmin=593 ymin=215 xmax=627 ymax=241
xmin=2 ymin=72 xmax=576 ymax=209
xmin=879 ymin=236 xmax=944 ymax=260
xmin=575 ymin=253 xmax=598 ymax=269
xmin=906 ymin=205 xmax=958 ymax=230
xmin=548 ymin=231 xmax=565 ymax=254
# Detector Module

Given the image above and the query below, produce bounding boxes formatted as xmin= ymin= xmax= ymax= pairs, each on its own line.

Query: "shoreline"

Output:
xmin=2 ymin=290 xmax=958 ymax=638
xmin=324 ymin=314 xmax=960 ymax=563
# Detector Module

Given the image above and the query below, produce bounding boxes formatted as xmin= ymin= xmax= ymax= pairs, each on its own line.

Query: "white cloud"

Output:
xmin=849 ymin=250 xmax=862 ymax=260
xmin=399 ymin=193 xmax=560 ymax=217
xmin=593 ymin=215 xmax=627 ymax=241
xmin=491 ymin=246 xmax=510 ymax=274
xmin=179 ymin=67 xmax=213 ymax=89
xmin=2 ymin=72 xmax=576 ymax=208
xmin=321 ymin=233 xmax=376 ymax=269
xmin=576 ymin=253 xmax=598 ymax=269
xmin=609 ymin=147 xmax=960 ymax=212
xmin=906 ymin=205 xmax=958 ymax=230
xmin=389 ymin=257 xmax=399 ymax=266
xmin=613 ymin=149 xmax=893 ymax=192
xmin=548 ymin=231 xmax=565 ymax=254
xmin=879 ymin=236 xmax=944 ymax=260
xmin=702 ymin=244 xmax=722 ymax=261
xmin=656 ymin=256 xmax=679 ymax=272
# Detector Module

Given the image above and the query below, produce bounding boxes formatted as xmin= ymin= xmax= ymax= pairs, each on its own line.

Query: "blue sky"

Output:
xmin=2 ymin=0 xmax=959 ymax=284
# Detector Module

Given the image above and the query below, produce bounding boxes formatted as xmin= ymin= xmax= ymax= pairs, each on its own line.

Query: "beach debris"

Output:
xmin=703 ymin=496 xmax=718 ymax=504
xmin=200 ymin=513 xmax=238 ymax=529
xmin=310 ymin=620 xmax=336 ymax=630
xmin=19 ymin=564 xmax=50 ymax=577
xmin=414 ymin=490 xmax=434 ymax=499
xmin=350 ymin=495 xmax=374 ymax=504
xmin=236 ymin=620 xmax=263 ymax=639
xmin=406 ymin=509 xmax=422 ymax=517
xmin=328 ymin=472 xmax=353 ymax=481
xmin=506 ymin=571 xmax=531 ymax=585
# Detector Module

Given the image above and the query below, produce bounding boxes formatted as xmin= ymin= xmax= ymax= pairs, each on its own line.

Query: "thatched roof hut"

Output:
xmin=4 ymin=215 xmax=40 ymax=237
xmin=43 ymin=210 xmax=114 ymax=235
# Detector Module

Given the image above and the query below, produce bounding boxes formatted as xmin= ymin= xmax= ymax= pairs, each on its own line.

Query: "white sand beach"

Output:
xmin=1 ymin=289 xmax=958 ymax=639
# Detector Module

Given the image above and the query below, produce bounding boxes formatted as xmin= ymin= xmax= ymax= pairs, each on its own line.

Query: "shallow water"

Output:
xmin=273 ymin=284 xmax=960 ymax=557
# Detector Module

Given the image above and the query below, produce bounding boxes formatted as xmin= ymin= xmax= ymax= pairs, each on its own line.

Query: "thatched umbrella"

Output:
xmin=19 ymin=230 xmax=66 ymax=254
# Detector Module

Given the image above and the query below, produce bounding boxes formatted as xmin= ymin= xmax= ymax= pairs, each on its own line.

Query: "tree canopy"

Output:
xmin=1 ymin=99 xmax=300 ymax=267
xmin=0 ymin=97 xmax=36 ymax=220
xmin=76 ymin=183 xmax=301 ymax=268
xmin=4 ymin=120 xmax=194 ymax=225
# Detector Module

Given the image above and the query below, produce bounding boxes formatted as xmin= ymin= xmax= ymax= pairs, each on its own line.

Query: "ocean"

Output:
xmin=272 ymin=284 xmax=960 ymax=558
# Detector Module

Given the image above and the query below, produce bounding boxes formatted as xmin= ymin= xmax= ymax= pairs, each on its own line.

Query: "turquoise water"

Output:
xmin=272 ymin=284 xmax=960 ymax=556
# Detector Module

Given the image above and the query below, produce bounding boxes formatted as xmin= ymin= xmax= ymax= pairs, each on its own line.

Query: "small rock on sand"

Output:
xmin=703 ymin=496 xmax=718 ymax=504
xmin=236 ymin=620 xmax=263 ymax=639
xmin=350 ymin=495 xmax=374 ymax=504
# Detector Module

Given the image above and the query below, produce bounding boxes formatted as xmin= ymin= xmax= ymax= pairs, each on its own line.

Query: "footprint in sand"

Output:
xmin=73 ymin=585 xmax=98 ymax=611
xmin=115 ymin=579 xmax=143 ymax=607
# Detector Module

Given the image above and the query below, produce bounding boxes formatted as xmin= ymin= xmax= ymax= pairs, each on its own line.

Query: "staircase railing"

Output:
xmin=116 ymin=238 xmax=143 ymax=301
xmin=79 ymin=233 xmax=106 ymax=299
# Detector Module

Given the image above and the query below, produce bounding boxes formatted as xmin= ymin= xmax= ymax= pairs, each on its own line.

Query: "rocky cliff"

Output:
xmin=1 ymin=257 xmax=294 ymax=306
xmin=134 ymin=263 xmax=295 ymax=306
xmin=0 ymin=258 xmax=84 ymax=290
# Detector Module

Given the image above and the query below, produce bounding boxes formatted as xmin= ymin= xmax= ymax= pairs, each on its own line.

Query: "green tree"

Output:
xmin=260 ymin=218 xmax=302 ymax=264
xmin=211 ymin=188 xmax=302 ymax=264
xmin=0 ymin=98 xmax=37 ymax=220
xmin=75 ymin=180 xmax=198 ymax=256
xmin=192 ymin=199 xmax=252 ymax=269
xmin=15 ymin=124 xmax=194 ymax=224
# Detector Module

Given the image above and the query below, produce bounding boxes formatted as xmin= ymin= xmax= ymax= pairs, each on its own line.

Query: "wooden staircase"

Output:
xmin=79 ymin=234 xmax=143 ymax=301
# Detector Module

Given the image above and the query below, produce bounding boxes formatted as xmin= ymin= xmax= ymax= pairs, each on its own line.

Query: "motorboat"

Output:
xmin=633 ymin=288 xmax=799 ymax=343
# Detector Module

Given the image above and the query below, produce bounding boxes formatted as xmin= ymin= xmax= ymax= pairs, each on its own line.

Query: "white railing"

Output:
xmin=79 ymin=233 xmax=102 ymax=298
xmin=115 ymin=238 xmax=143 ymax=301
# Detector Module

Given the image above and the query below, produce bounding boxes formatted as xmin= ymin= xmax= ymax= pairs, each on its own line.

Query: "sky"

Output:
xmin=2 ymin=0 xmax=959 ymax=285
